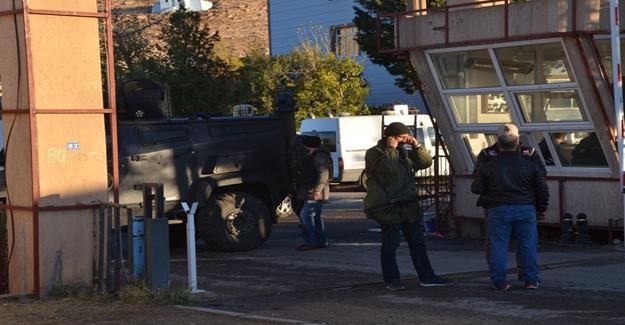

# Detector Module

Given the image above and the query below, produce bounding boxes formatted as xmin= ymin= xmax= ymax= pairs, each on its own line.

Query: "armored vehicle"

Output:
xmin=115 ymin=89 xmax=296 ymax=252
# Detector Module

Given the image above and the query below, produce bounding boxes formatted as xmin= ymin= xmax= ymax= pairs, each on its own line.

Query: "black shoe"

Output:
xmin=385 ymin=282 xmax=406 ymax=291
xmin=420 ymin=276 xmax=455 ymax=287
xmin=295 ymin=244 xmax=318 ymax=251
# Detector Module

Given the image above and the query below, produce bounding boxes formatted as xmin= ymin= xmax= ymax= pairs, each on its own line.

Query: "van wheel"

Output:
xmin=359 ymin=171 xmax=368 ymax=192
xmin=197 ymin=192 xmax=272 ymax=252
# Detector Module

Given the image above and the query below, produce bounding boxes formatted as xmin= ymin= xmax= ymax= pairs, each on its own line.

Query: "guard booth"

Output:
xmin=378 ymin=0 xmax=624 ymax=241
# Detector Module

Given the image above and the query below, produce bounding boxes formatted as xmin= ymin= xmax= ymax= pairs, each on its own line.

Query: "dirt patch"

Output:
xmin=0 ymin=298 xmax=271 ymax=325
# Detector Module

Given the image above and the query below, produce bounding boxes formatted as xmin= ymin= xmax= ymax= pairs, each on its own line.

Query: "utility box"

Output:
xmin=144 ymin=217 xmax=170 ymax=291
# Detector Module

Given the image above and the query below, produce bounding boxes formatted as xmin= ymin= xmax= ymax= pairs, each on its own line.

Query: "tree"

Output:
xmin=289 ymin=43 xmax=370 ymax=124
xmin=236 ymin=49 xmax=287 ymax=115
xmin=112 ymin=15 xmax=162 ymax=82
xmin=158 ymin=4 xmax=235 ymax=115
xmin=353 ymin=0 xmax=427 ymax=95
xmin=353 ymin=0 xmax=527 ymax=94
xmin=236 ymin=43 xmax=370 ymax=125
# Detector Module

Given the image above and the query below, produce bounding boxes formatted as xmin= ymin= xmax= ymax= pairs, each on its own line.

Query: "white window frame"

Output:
xmin=425 ymin=38 xmax=611 ymax=175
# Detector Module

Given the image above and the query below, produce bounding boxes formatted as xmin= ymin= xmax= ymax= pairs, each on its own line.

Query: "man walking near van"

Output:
xmin=364 ymin=122 xmax=454 ymax=290
xmin=294 ymin=135 xmax=331 ymax=251
xmin=471 ymin=125 xmax=549 ymax=290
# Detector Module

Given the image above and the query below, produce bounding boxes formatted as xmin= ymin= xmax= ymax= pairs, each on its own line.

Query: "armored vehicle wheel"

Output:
xmin=198 ymin=192 xmax=272 ymax=252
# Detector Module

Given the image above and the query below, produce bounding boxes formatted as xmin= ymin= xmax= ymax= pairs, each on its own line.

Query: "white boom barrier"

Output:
xmin=610 ymin=0 xmax=625 ymax=248
xmin=181 ymin=202 xmax=204 ymax=293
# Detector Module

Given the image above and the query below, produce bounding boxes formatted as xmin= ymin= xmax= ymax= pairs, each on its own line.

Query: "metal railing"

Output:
xmin=376 ymin=0 xmax=625 ymax=53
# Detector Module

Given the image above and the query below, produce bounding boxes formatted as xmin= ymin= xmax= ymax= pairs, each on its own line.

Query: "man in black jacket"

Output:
xmin=474 ymin=123 xmax=545 ymax=280
xmin=471 ymin=125 xmax=549 ymax=291
xmin=294 ymin=135 xmax=331 ymax=251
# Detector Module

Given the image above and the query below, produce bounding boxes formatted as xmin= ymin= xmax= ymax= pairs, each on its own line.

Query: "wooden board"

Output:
xmin=1 ymin=0 xmax=108 ymax=295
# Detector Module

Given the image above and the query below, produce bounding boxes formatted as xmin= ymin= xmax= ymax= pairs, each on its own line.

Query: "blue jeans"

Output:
xmin=380 ymin=219 xmax=436 ymax=284
xmin=487 ymin=205 xmax=539 ymax=285
xmin=298 ymin=200 xmax=327 ymax=246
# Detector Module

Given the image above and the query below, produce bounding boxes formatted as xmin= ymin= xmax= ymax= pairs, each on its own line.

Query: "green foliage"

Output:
xmin=48 ymin=282 xmax=190 ymax=306
xmin=113 ymin=16 xmax=161 ymax=81
xmin=118 ymin=281 xmax=190 ymax=306
xmin=157 ymin=4 xmax=235 ymax=116
xmin=237 ymin=43 xmax=370 ymax=125
xmin=112 ymin=4 xmax=368 ymax=119
xmin=236 ymin=49 xmax=287 ymax=115
xmin=289 ymin=43 xmax=370 ymax=124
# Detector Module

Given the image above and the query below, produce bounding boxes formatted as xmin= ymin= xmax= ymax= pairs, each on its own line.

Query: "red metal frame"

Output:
xmin=376 ymin=0 xmax=625 ymax=53
xmin=1 ymin=0 xmax=119 ymax=297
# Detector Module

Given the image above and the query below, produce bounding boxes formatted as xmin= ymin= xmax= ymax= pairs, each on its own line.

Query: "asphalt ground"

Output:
xmin=2 ymin=191 xmax=624 ymax=324
xmin=164 ymin=192 xmax=625 ymax=325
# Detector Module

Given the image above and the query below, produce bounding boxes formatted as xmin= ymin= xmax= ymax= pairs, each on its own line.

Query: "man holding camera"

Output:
xmin=364 ymin=122 xmax=454 ymax=291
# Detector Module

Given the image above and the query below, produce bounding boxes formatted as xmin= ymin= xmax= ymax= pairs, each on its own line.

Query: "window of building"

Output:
xmin=448 ymin=93 xmax=512 ymax=124
xmin=431 ymin=49 xmax=499 ymax=89
xmin=331 ymin=25 xmax=360 ymax=58
xmin=427 ymin=39 xmax=609 ymax=173
xmin=516 ymin=90 xmax=587 ymax=123
xmin=494 ymin=43 xmax=573 ymax=85
xmin=593 ymin=37 xmax=625 ymax=85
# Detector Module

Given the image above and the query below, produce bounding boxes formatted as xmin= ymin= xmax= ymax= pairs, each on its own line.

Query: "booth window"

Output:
xmin=462 ymin=133 xmax=532 ymax=163
xmin=431 ymin=49 xmax=499 ymax=89
xmin=494 ymin=42 xmax=573 ymax=85
xmin=516 ymin=90 xmax=587 ymax=123
xmin=449 ymin=93 xmax=512 ymax=124
xmin=593 ymin=37 xmax=625 ymax=85
xmin=537 ymin=131 xmax=608 ymax=167
xmin=427 ymin=39 xmax=609 ymax=173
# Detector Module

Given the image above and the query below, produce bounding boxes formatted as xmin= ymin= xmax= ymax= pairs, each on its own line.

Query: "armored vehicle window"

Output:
xmin=138 ymin=126 xmax=190 ymax=145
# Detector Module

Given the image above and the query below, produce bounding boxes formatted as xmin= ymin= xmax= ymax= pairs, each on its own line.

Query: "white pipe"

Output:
xmin=609 ymin=0 xmax=625 ymax=248
xmin=181 ymin=202 xmax=204 ymax=293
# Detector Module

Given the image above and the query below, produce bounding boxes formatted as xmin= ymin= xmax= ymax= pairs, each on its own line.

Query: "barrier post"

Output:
xmin=181 ymin=202 xmax=203 ymax=293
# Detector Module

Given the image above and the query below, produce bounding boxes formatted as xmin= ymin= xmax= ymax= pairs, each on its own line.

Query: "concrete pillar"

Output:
xmin=0 ymin=0 xmax=108 ymax=296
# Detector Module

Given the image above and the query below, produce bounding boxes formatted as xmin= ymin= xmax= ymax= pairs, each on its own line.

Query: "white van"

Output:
xmin=299 ymin=114 xmax=444 ymax=186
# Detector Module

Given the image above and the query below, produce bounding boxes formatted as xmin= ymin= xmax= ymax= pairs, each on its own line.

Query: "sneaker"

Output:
xmin=420 ymin=276 xmax=455 ymax=287
xmin=490 ymin=282 xmax=511 ymax=291
xmin=385 ymin=282 xmax=406 ymax=291
xmin=524 ymin=282 xmax=539 ymax=290
xmin=295 ymin=244 xmax=318 ymax=251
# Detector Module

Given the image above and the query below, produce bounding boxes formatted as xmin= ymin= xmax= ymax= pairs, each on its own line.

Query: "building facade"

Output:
xmin=385 ymin=0 xmax=623 ymax=239
xmin=269 ymin=0 xmax=424 ymax=109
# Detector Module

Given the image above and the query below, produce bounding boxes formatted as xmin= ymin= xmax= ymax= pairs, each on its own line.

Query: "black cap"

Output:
xmin=384 ymin=122 xmax=410 ymax=136
xmin=302 ymin=135 xmax=321 ymax=148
